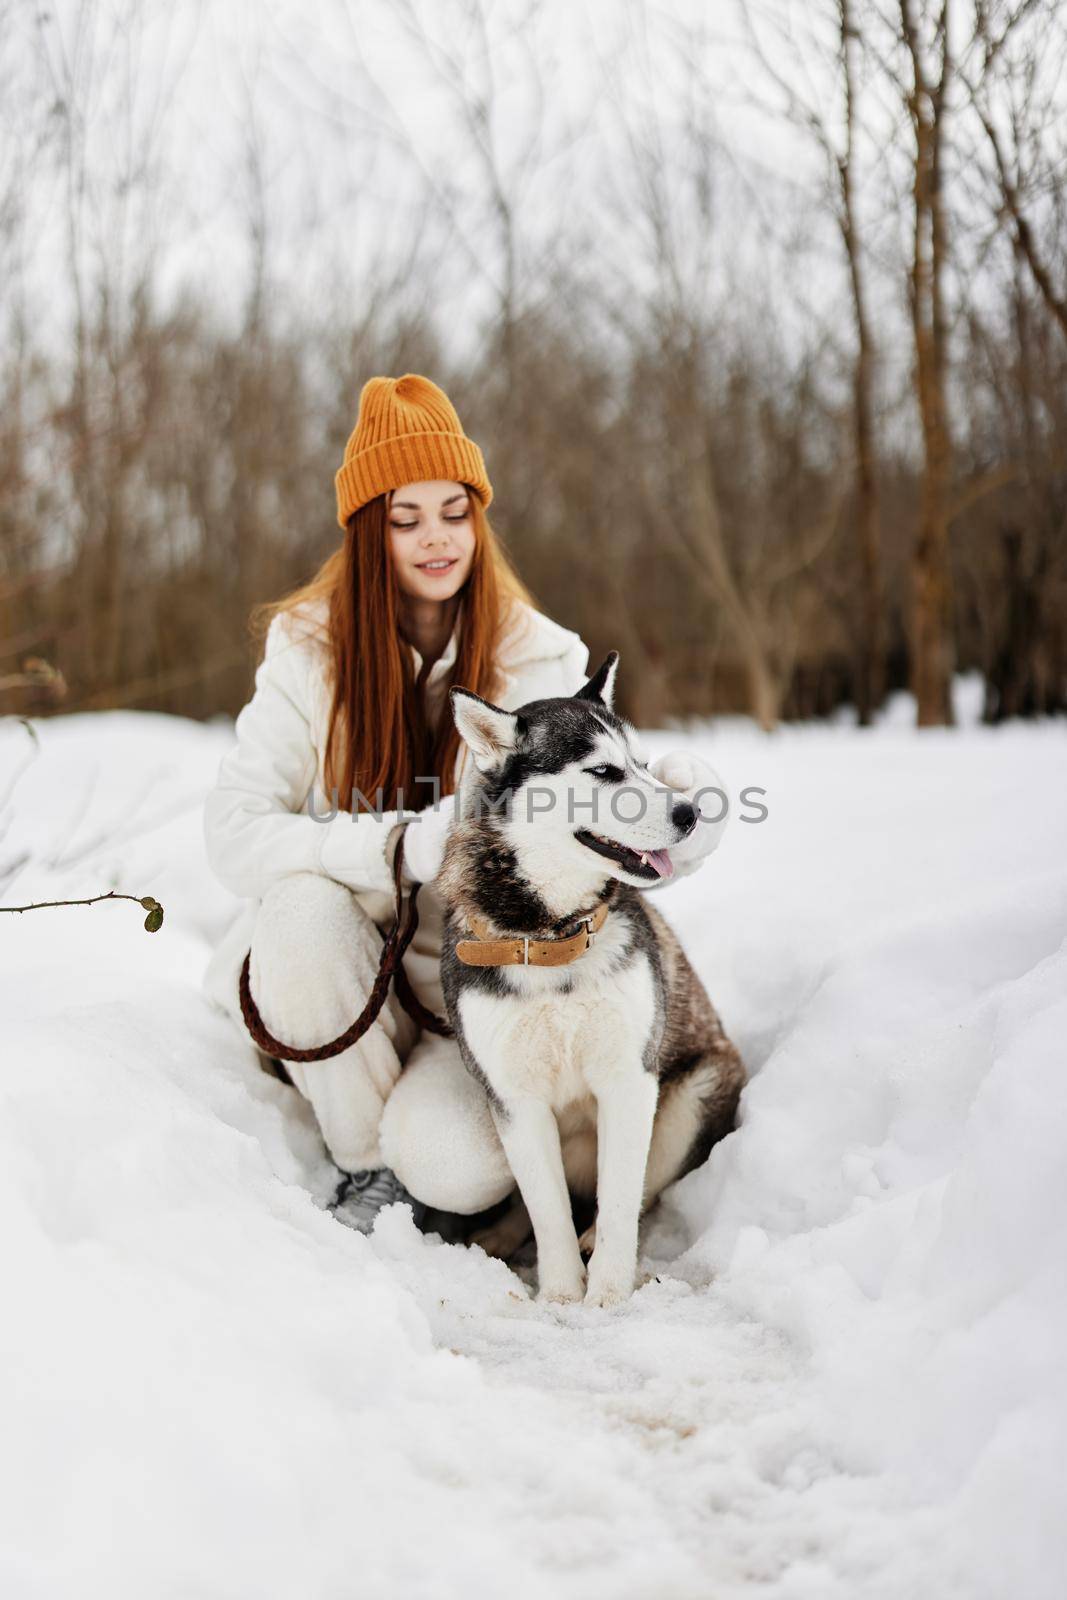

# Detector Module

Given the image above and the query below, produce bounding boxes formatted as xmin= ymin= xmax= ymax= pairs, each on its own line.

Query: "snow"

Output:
xmin=1 ymin=703 xmax=1065 ymax=1599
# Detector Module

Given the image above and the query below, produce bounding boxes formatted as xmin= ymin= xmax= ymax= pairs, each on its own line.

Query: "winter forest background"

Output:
xmin=3 ymin=0 xmax=1066 ymax=732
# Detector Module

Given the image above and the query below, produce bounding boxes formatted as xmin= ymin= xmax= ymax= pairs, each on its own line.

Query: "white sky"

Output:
xmin=5 ymin=1 xmax=834 ymax=352
xmin=4 ymin=0 xmax=1055 ymax=423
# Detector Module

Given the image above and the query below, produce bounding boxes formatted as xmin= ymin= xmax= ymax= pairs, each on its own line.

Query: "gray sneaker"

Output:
xmin=329 ymin=1167 xmax=427 ymax=1234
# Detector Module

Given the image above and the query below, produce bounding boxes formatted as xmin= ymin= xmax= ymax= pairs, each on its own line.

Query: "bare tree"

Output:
xmin=900 ymin=0 xmax=955 ymax=725
xmin=741 ymin=0 xmax=886 ymax=723
xmin=964 ymin=0 xmax=1067 ymax=344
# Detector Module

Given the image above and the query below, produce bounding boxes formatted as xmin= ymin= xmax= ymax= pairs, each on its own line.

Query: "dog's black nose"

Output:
xmin=672 ymin=800 xmax=698 ymax=836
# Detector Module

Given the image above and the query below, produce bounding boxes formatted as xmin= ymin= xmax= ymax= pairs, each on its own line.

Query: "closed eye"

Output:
xmin=585 ymin=763 xmax=625 ymax=782
xmin=390 ymin=514 xmax=468 ymax=530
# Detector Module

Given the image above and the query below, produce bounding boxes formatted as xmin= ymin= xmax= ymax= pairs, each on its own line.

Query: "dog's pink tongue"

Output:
xmin=646 ymin=848 xmax=674 ymax=878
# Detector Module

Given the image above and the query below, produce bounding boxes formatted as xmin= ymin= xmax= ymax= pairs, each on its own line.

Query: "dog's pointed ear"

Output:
xmin=450 ymin=687 xmax=520 ymax=773
xmin=573 ymin=651 xmax=619 ymax=710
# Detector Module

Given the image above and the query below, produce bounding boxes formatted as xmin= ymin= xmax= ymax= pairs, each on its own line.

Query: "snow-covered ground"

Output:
xmin=1 ymin=694 xmax=1065 ymax=1600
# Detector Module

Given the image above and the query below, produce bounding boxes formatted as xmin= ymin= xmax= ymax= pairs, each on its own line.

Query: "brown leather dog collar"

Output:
xmin=456 ymin=901 xmax=611 ymax=968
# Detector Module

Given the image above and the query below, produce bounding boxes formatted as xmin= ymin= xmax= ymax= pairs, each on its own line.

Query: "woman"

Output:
xmin=201 ymin=373 xmax=723 ymax=1233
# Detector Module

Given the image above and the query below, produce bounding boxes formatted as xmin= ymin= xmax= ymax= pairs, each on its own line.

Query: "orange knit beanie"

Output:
xmin=334 ymin=373 xmax=493 ymax=529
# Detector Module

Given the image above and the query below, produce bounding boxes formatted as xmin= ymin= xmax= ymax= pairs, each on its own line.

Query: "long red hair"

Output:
xmin=251 ymin=489 xmax=538 ymax=814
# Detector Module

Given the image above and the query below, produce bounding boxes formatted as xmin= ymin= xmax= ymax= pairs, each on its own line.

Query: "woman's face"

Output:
xmin=387 ymin=480 xmax=476 ymax=603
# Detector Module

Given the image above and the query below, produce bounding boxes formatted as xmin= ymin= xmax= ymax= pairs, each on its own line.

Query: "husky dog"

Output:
xmin=437 ymin=652 xmax=745 ymax=1308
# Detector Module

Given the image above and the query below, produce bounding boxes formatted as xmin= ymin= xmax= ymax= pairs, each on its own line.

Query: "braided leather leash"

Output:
xmin=238 ymin=828 xmax=454 ymax=1063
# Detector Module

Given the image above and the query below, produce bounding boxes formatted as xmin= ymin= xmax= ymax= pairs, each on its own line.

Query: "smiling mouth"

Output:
xmin=416 ymin=558 xmax=458 ymax=572
xmin=575 ymin=828 xmax=675 ymax=880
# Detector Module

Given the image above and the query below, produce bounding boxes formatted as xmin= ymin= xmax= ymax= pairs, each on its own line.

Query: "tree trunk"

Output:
xmin=839 ymin=0 xmax=884 ymax=725
xmin=744 ymin=644 xmax=781 ymax=733
xmin=903 ymin=0 xmax=955 ymax=726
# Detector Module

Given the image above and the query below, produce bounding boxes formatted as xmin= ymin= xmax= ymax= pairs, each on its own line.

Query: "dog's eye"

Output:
xmin=586 ymin=763 xmax=624 ymax=783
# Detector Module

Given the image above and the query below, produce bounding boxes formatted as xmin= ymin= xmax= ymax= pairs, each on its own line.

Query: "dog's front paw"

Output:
xmin=584 ymin=1252 xmax=635 ymax=1309
xmin=537 ymin=1257 xmax=586 ymax=1304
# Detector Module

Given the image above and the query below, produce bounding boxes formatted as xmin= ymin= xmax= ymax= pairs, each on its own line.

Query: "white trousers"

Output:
xmin=248 ymin=871 xmax=515 ymax=1214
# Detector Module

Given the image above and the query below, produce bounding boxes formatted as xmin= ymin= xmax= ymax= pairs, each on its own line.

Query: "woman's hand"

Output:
xmin=399 ymin=801 xmax=456 ymax=886
xmin=649 ymin=749 xmax=730 ymax=878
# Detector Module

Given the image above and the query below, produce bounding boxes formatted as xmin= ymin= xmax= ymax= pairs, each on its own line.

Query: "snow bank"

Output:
xmin=1 ymin=706 xmax=1064 ymax=1598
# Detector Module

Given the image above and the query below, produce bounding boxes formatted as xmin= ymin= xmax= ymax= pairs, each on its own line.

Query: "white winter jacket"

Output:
xmin=201 ymin=597 xmax=593 ymax=1035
